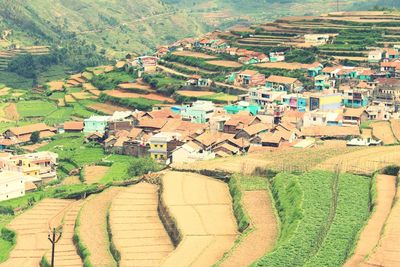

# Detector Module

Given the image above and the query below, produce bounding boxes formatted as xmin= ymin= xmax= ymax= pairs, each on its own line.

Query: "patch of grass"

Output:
xmin=199 ymin=92 xmax=238 ymax=103
xmin=45 ymin=107 xmax=74 ymax=125
xmin=236 ymin=175 xmax=269 ymax=191
xmin=16 ymin=100 xmax=57 ymax=117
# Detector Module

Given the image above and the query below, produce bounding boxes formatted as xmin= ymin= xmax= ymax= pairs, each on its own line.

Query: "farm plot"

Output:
xmin=109 ymin=183 xmax=173 ymax=267
xmin=160 ymin=171 xmax=237 ymax=267
xmin=317 ymin=146 xmax=400 ymax=175
xmin=87 ymin=103 xmax=130 ymax=115
xmin=390 ymin=119 xmax=400 ymax=141
xmin=1 ymin=199 xmax=73 ymax=267
xmin=176 ymin=90 xmax=215 ymax=97
xmin=364 ymin=175 xmax=400 ymax=267
xmin=16 ymin=100 xmax=57 ymax=118
xmin=4 ymin=103 xmax=19 ymax=121
xmin=78 ymin=187 xmax=123 ymax=267
xmin=83 ymin=165 xmax=110 ymax=184
xmin=171 ymin=51 xmax=216 ymax=59
xmin=45 ymin=201 xmax=84 ymax=267
xmin=220 ymin=190 xmax=278 ymax=267
xmin=345 ymin=175 xmax=396 ymax=267
xmin=255 ymin=62 xmax=311 ymax=70
xmin=207 ymin=60 xmax=242 ymax=68
xmin=105 ymin=90 xmax=175 ymax=103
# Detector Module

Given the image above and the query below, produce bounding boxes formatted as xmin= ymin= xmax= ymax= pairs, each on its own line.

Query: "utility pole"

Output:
xmin=48 ymin=227 xmax=62 ymax=267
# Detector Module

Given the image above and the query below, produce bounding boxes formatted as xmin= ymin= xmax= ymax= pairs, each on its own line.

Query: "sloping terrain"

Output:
xmin=160 ymin=171 xmax=238 ymax=267
xmin=109 ymin=183 xmax=174 ymax=267
xmin=0 ymin=199 xmax=73 ymax=267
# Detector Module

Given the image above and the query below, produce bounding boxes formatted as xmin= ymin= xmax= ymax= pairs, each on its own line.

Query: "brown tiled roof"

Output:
xmin=195 ymin=132 xmax=234 ymax=147
xmin=266 ymin=75 xmax=298 ymax=84
xmin=64 ymin=121 xmax=84 ymax=131
xmin=242 ymin=123 xmax=271 ymax=136
xmin=216 ymin=143 xmax=239 ymax=154
xmin=8 ymin=123 xmax=56 ymax=136
xmin=138 ymin=118 xmax=168 ymax=129
xmin=344 ymin=108 xmax=366 ymax=118
xmin=227 ymin=137 xmax=250 ymax=149
xmin=240 ymin=70 xmax=259 ymax=76
xmin=128 ymin=128 xmax=143 ymax=139
xmin=261 ymin=132 xmax=284 ymax=144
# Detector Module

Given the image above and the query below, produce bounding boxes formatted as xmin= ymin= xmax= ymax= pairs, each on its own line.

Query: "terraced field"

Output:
xmin=160 ymin=171 xmax=238 ymax=267
xmin=109 ymin=183 xmax=173 ymax=267
xmin=45 ymin=201 xmax=84 ymax=267
xmin=345 ymin=175 xmax=397 ymax=267
xmin=1 ymin=199 xmax=73 ymax=267
xmin=371 ymin=121 xmax=398 ymax=145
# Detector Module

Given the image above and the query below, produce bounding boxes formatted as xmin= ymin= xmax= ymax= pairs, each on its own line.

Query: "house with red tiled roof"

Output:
xmin=4 ymin=123 xmax=57 ymax=144
xmin=223 ymin=114 xmax=262 ymax=134
xmin=266 ymin=75 xmax=303 ymax=92
xmin=63 ymin=121 xmax=84 ymax=132
xmin=231 ymin=70 xmax=266 ymax=88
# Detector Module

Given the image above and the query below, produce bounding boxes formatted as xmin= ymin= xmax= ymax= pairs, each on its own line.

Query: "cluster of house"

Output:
xmin=0 ymin=151 xmax=58 ymax=201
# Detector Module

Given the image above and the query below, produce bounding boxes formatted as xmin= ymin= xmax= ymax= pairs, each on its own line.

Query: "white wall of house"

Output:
xmin=0 ymin=171 xmax=25 ymax=202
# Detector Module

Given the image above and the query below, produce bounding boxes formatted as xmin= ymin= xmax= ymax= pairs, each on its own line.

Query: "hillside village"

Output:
xmin=0 ymin=10 xmax=400 ymax=267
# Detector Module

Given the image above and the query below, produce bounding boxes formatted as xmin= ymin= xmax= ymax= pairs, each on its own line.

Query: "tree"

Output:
xmin=128 ymin=158 xmax=159 ymax=177
xmin=30 ymin=131 xmax=40 ymax=143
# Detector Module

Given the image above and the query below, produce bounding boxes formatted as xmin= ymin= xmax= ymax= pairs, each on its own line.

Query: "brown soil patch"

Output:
xmin=88 ymin=103 xmax=130 ymax=115
xmin=344 ymin=175 xmax=397 ymax=267
xmin=61 ymin=176 xmax=81 ymax=185
xmin=172 ymin=51 xmax=216 ymax=59
xmin=220 ymin=190 xmax=278 ymax=267
xmin=371 ymin=121 xmax=397 ymax=145
xmin=110 ymin=183 xmax=173 ymax=267
xmin=4 ymin=103 xmax=19 ymax=121
xmin=105 ymin=90 xmax=175 ymax=103
xmin=390 ymin=119 xmax=400 ymax=141
xmin=207 ymin=60 xmax=242 ymax=68
xmin=334 ymin=56 xmax=368 ymax=61
xmin=160 ymin=171 xmax=237 ymax=267
xmin=256 ymin=62 xmax=312 ymax=70
xmin=21 ymin=142 xmax=49 ymax=153
xmin=64 ymin=95 xmax=76 ymax=103
xmin=45 ymin=201 xmax=84 ymax=267
xmin=83 ymin=165 xmax=109 ymax=184
xmin=2 ymin=199 xmax=73 ymax=267
xmin=71 ymin=92 xmax=95 ymax=100
xmin=0 ymin=87 xmax=9 ymax=96
xmin=363 ymin=176 xmax=400 ymax=267
xmin=79 ymin=187 xmax=123 ymax=267
xmin=177 ymin=90 xmax=215 ymax=97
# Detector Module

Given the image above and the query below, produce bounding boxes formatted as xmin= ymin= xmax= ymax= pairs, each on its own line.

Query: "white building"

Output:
xmin=172 ymin=141 xmax=215 ymax=164
xmin=0 ymin=171 xmax=25 ymax=202
xmin=368 ymin=50 xmax=383 ymax=63
xmin=304 ymin=34 xmax=331 ymax=46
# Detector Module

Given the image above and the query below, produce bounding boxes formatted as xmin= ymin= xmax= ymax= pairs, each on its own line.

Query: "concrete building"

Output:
xmin=181 ymin=101 xmax=215 ymax=123
xmin=0 ymin=171 xmax=25 ymax=202
xmin=83 ymin=116 xmax=111 ymax=134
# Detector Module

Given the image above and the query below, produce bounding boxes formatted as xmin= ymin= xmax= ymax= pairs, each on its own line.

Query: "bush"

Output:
xmin=228 ymin=176 xmax=250 ymax=232
xmin=30 ymin=131 xmax=40 ymax=143
xmin=1 ymin=228 xmax=16 ymax=243
xmin=0 ymin=206 xmax=14 ymax=215
xmin=128 ymin=157 xmax=160 ymax=177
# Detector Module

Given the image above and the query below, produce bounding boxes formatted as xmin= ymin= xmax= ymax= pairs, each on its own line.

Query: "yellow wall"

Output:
xmin=320 ymin=95 xmax=342 ymax=105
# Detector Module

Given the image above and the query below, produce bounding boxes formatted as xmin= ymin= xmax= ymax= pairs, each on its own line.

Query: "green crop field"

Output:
xmin=253 ymin=170 xmax=371 ymax=267
xmin=199 ymin=93 xmax=238 ymax=103
xmin=16 ymin=100 xmax=57 ymax=118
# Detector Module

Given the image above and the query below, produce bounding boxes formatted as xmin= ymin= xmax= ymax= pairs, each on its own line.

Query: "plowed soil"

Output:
xmin=344 ymin=175 xmax=397 ymax=267
xmin=88 ymin=103 xmax=130 ymax=115
xmin=172 ymin=51 xmax=216 ymax=59
xmin=390 ymin=119 xmax=400 ymax=141
xmin=160 ymin=171 xmax=237 ymax=267
xmin=220 ymin=190 xmax=278 ymax=267
xmin=4 ymin=103 xmax=19 ymax=121
xmin=371 ymin=121 xmax=397 ymax=145
xmin=79 ymin=187 xmax=123 ymax=267
xmin=363 ymin=176 xmax=400 ymax=267
xmin=207 ymin=60 xmax=242 ymax=68
xmin=0 ymin=199 xmax=73 ymax=267
xmin=83 ymin=165 xmax=109 ymax=184
xmin=109 ymin=183 xmax=173 ymax=267
xmin=45 ymin=201 xmax=84 ymax=267
xmin=105 ymin=90 xmax=175 ymax=103
xmin=177 ymin=90 xmax=215 ymax=97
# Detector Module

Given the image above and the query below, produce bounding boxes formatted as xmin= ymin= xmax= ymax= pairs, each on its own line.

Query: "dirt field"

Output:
xmin=177 ymin=90 xmax=215 ymax=97
xmin=390 ymin=119 xmax=400 ymax=141
xmin=256 ymin=62 xmax=310 ymax=70
xmin=79 ymin=187 xmax=123 ymax=267
xmin=220 ymin=190 xmax=278 ymax=267
xmin=88 ymin=103 xmax=130 ymax=115
xmin=109 ymin=183 xmax=174 ymax=267
xmin=1 ymin=199 xmax=73 ymax=267
xmin=45 ymin=201 xmax=84 ymax=267
xmin=371 ymin=121 xmax=398 ymax=145
xmin=207 ymin=60 xmax=242 ymax=68
xmin=172 ymin=146 xmax=359 ymax=175
xmin=344 ymin=175 xmax=397 ymax=267
xmin=172 ymin=51 xmax=216 ymax=59
xmin=316 ymin=146 xmax=400 ymax=175
xmin=363 ymin=176 xmax=400 ymax=267
xmin=160 ymin=171 xmax=237 ymax=267
xmin=83 ymin=165 xmax=109 ymax=184
xmin=105 ymin=90 xmax=175 ymax=103
xmin=61 ymin=176 xmax=81 ymax=185
xmin=4 ymin=103 xmax=19 ymax=121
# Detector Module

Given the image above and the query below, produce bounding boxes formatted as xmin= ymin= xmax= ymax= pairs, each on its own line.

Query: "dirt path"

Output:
xmin=83 ymin=165 xmax=109 ymax=184
xmin=362 ymin=175 xmax=400 ymax=267
xmin=160 ymin=171 xmax=238 ymax=267
xmin=79 ymin=187 xmax=123 ymax=267
xmin=0 ymin=199 xmax=73 ymax=267
xmin=45 ymin=201 xmax=84 ymax=267
xmin=220 ymin=190 xmax=278 ymax=267
xmin=371 ymin=121 xmax=398 ymax=145
xmin=110 ymin=182 xmax=174 ymax=267
xmin=344 ymin=175 xmax=397 ymax=267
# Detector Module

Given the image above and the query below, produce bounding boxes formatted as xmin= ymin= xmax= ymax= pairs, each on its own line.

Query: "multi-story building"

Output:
xmin=314 ymin=75 xmax=335 ymax=90
xmin=308 ymin=93 xmax=342 ymax=112
xmin=148 ymin=132 xmax=183 ymax=164
xmin=181 ymin=101 xmax=215 ymax=123
xmin=230 ymin=70 xmax=266 ymax=87
xmin=266 ymin=75 xmax=303 ymax=93
xmin=248 ymin=87 xmax=287 ymax=106
xmin=0 ymin=171 xmax=25 ymax=202
xmin=84 ymin=116 xmax=111 ymax=134
xmin=282 ymin=94 xmax=308 ymax=112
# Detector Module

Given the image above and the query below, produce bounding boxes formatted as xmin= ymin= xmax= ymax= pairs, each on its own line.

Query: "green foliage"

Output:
xmin=0 ymin=228 xmax=15 ymax=244
xmin=16 ymin=100 xmax=57 ymax=118
xmin=91 ymin=71 xmax=135 ymax=90
xmin=106 ymin=209 xmax=121 ymax=263
xmin=382 ymin=165 xmax=400 ymax=176
xmin=285 ymin=49 xmax=316 ymax=64
xmin=228 ymin=175 xmax=250 ymax=232
xmin=0 ymin=227 xmax=15 ymax=263
xmin=39 ymin=256 xmax=51 ymax=267
xmin=73 ymin=213 xmax=93 ymax=267
xmin=98 ymin=93 xmax=160 ymax=111
xmin=30 ymin=131 xmax=40 ymax=143
xmin=127 ymin=157 xmax=160 ymax=177
xmin=163 ymin=54 xmax=239 ymax=71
